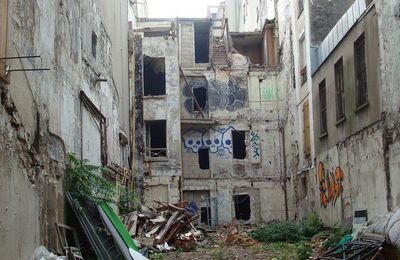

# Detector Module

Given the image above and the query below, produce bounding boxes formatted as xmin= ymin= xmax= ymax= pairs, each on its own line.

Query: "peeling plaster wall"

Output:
xmin=141 ymin=34 xmax=182 ymax=205
xmin=1 ymin=0 xmax=131 ymax=257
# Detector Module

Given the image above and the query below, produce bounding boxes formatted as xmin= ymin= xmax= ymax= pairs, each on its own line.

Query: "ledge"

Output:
xmin=335 ymin=116 xmax=346 ymax=126
xmin=354 ymin=101 xmax=369 ymax=113
xmin=319 ymin=131 xmax=328 ymax=139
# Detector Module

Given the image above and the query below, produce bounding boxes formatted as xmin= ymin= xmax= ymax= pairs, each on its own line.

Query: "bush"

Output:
xmin=301 ymin=213 xmax=324 ymax=238
xmin=296 ymin=242 xmax=312 ymax=260
xmin=250 ymin=221 xmax=303 ymax=243
xmin=250 ymin=214 xmax=325 ymax=243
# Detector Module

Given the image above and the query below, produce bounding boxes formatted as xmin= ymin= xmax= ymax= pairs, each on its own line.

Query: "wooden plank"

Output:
xmin=155 ymin=211 xmax=180 ymax=243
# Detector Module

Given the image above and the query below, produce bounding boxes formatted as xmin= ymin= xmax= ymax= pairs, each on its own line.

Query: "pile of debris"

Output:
xmin=122 ymin=201 xmax=204 ymax=252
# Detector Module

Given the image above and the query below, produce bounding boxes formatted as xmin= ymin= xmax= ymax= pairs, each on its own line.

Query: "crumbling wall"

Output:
xmin=375 ymin=0 xmax=400 ymax=211
xmin=140 ymin=32 xmax=182 ymax=205
xmin=0 ymin=0 xmax=130 ymax=257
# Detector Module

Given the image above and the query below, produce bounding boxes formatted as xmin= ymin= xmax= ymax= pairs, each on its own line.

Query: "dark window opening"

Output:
xmin=194 ymin=22 xmax=210 ymax=63
xmin=198 ymin=148 xmax=210 ymax=169
xmin=232 ymin=131 xmax=246 ymax=159
xmin=334 ymin=58 xmax=345 ymax=121
xmin=234 ymin=194 xmax=251 ymax=221
xmin=354 ymin=33 xmax=367 ymax=107
xmin=145 ymin=120 xmax=167 ymax=157
xmin=200 ymin=207 xmax=211 ymax=226
xmin=193 ymin=86 xmax=207 ymax=111
xmin=319 ymin=80 xmax=327 ymax=136
xmin=301 ymin=176 xmax=308 ymax=199
xmin=91 ymin=31 xmax=97 ymax=58
xmin=144 ymin=56 xmax=166 ymax=96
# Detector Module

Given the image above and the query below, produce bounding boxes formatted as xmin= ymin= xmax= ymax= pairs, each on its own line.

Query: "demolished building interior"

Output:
xmin=1 ymin=0 xmax=400 ymax=258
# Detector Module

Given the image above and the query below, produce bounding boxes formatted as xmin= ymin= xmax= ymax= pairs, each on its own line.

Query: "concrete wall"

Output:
xmin=0 ymin=0 xmax=131 ymax=257
xmin=140 ymin=32 xmax=182 ymax=205
xmin=312 ymin=6 xmax=381 ymax=154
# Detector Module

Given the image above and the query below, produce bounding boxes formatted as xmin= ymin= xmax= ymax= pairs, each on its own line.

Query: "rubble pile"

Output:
xmin=122 ymin=201 xmax=204 ymax=252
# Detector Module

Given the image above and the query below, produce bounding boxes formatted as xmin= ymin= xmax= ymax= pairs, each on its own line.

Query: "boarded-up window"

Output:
xmin=303 ymin=101 xmax=310 ymax=157
xmin=319 ymin=80 xmax=327 ymax=136
xmin=266 ymin=25 xmax=276 ymax=66
xmin=354 ymin=33 xmax=367 ymax=107
xmin=0 ymin=0 xmax=9 ymax=83
xmin=334 ymin=57 xmax=345 ymax=120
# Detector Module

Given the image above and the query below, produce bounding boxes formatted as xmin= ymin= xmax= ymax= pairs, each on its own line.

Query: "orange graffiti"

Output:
xmin=317 ymin=162 xmax=344 ymax=208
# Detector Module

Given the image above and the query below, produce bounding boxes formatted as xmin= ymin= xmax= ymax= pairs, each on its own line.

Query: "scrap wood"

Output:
xmin=156 ymin=211 xmax=181 ymax=242
xmin=122 ymin=201 xmax=203 ymax=252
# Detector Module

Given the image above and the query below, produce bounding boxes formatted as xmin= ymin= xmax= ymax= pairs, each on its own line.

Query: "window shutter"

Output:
xmin=303 ymin=101 xmax=310 ymax=156
xmin=0 ymin=0 xmax=9 ymax=83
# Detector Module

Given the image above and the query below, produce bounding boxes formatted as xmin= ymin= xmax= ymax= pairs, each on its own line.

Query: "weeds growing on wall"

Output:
xmin=66 ymin=153 xmax=135 ymax=212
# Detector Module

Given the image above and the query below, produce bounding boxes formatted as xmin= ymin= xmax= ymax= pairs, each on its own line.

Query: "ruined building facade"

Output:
xmin=0 ymin=0 xmax=143 ymax=258
xmin=289 ymin=0 xmax=400 ymax=226
xmin=132 ymin=0 xmax=296 ymax=225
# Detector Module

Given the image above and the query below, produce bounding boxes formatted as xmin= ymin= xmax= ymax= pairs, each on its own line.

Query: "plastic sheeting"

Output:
xmin=355 ymin=209 xmax=400 ymax=248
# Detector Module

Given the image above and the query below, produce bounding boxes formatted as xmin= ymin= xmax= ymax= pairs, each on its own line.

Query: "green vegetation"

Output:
xmin=66 ymin=153 xmax=135 ymax=212
xmin=150 ymin=252 xmax=165 ymax=260
xmin=210 ymin=249 xmax=224 ymax=260
xmin=250 ymin=213 xmax=350 ymax=259
xmin=251 ymin=242 xmax=298 ymax=259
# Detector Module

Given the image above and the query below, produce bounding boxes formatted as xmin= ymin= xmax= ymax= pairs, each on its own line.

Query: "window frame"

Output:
xmin=144 ymin=120 xmax=167 ymax=159
xmin=319 ymin=79 xmax=328 ymax=137
xmin=334 ymin=57 xmax=345 ymax=122
xmin=354 ymin=33 xmax=368 ymax=109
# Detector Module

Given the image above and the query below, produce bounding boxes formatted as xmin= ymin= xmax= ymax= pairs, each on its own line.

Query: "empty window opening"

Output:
xmin=232 ymin=130 xmax=246 ymax=159
xmin=319 ymin=80 xmax=327 ymax=136
xmin=193 ymin=86 xmax=207 ymax=111
xmin=232 ymin=33 xmax=262 ymax=65
xmin=91 ymin=31 xmax=97 ymax=58
xmin=335 ymin=58 xmax=345 ymax=120
xmin=200 ymin=207 xmax=211 ymax=226
xmin=354 ymin=33 xmax=367 ymax=107
xmin=194 ymin=22 xmax=210 ymax=63
xmin=234 ymin=194 xmax=251 ymax=221
xmin=144 ymin=56 xmax=166 ymax=96
xmin=198 ymin=148 xmax=210 ymax=169
xmin=145 ymin=120 xmax=167 ymax=157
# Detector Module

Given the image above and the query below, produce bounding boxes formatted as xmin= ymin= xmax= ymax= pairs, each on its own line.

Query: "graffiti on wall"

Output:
xmin=317 ymin=162 xmax=344 ymax=208
xmin=183 ymin=77 xmax=247 ymax=114
xmin=183 ymin=126 xmax=236 ymax=159
xmin=183 ymin=77 xmax=208 ymax=113
xmin=249 ymin=130 xmax=261 ymax=163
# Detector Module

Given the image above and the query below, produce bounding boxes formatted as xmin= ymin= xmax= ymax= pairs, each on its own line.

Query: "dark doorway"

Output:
xmin=144 ymin=56 xmax=166 ymax=96
xmin=145 ymin=120 xmax=167 ymax=157
xmin=234 ymin=194 xmax=251 ymax=221
xmin=232 ymin=130 xmax=246 ymax=159
xmin=194 ymin=22 xmax=210 ymax=63
xmin=200 ymin=207 xmax=211 ymax=226
xmin=193 ymin=86 xmax=207 ymax=111
xmin=198 ymin=148 xmax=210 ymax=169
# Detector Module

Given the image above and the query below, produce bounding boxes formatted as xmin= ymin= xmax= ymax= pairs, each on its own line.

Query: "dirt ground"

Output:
xmin=149 ymin=227 xmax=299 ymax=260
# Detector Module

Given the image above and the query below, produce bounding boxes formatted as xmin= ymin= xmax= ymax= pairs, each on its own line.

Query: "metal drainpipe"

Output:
xmin=281 ymin=126 xmax=289 ymax=220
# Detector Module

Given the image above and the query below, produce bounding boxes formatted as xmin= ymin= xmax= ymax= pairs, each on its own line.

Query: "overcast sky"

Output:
xmin=146 ymin=0 xmax=225 ymax=18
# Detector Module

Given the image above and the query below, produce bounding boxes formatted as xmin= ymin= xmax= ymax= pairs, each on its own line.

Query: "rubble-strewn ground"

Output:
xmin=149 ymin=225 xmax=303 ymax=260
xmin=160 ymin=241 xmax=298 ymax=260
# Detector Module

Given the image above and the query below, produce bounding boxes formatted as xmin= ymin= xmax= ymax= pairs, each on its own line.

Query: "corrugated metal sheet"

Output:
xmin=314 ymin=0 xmax=367 ymax=73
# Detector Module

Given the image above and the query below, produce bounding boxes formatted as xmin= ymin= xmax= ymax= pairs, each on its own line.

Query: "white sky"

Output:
xmin=146 ymin=0 xmax=225 ymax=18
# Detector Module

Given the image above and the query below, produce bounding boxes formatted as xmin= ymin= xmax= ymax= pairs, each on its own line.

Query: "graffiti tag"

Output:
xmin=317 ymin=162 xmax=344 ymax=208
xmin=250 ymin=131 xmax=260 ymax=160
